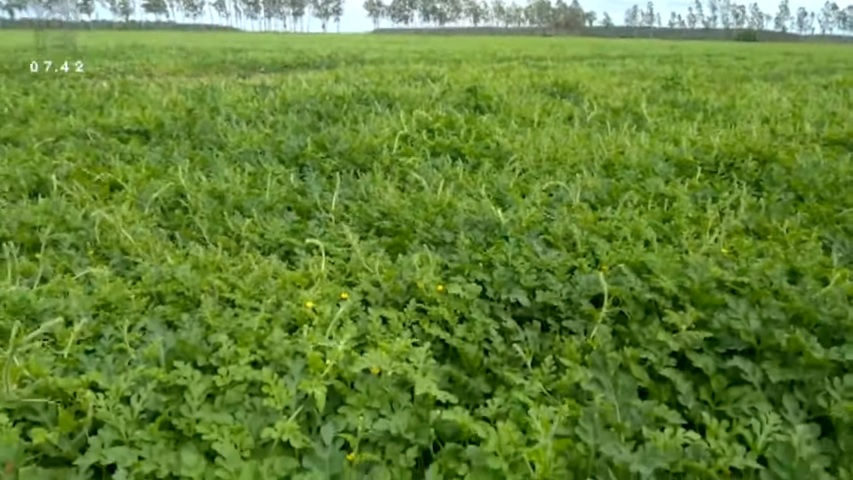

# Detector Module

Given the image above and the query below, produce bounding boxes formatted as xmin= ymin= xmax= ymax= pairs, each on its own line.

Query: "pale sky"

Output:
xmin=79 ymin=0 xmax=834 ymax=33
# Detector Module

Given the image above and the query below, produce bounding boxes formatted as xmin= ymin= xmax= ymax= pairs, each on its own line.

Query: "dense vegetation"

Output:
xmin=1 ymin=0 xmax=852 ymax=36
xmin=3 ymin=18 xmax=853 ymax=43
xmin=0 ymin=18 xmax=240 ymax=29
xmin=1 ymin=31 xmax=852 ymax=479
xmin=372 ymin=25 xmax=853 ymax=41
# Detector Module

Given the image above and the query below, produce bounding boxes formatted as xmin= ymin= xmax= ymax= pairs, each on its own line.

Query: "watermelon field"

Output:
xmin=0 ymin=31 xmax=851 ymax=479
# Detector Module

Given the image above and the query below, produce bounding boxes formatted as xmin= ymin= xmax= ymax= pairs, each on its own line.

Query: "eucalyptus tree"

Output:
xmin=309 ymin=0 xmax=333 ymax=30
xmin=506 ymin=1 xmax=523 ymax=26
xmin=565 ymin=0 xmax=583 ymax=27
xmin=260 ymin=0 xmax=280 ymax=30
xmin=229 ymin=0 xmax=242 ymax=27
xmin=748 ymin=2 xmax=764 ymax=29
xmin=284 ymin=0 xmax=306 ymax=31
xmin=363 ymin=0 xmax=383 ymax=28
xmin=642 ymin=0 xmax=654 ymax=28
xmin=491 ymin=0 xmax=508 ymax=26
xmin=841 ymin=4 xmax=852 ymax=31
xmin=117 ymin=0 xmax=134 ymax=21
xmin=583 ymin=9 xmax=595 ymax=26
xmin=794 ymin=5 xmax=807 ymax=32
xmin=732 ymin=3 xmax=746 ymax=28
xmin=692 ymin=0 xmax=704 ymax=26
xmin=818 ymin=1 xmax=834 ymax=32
xmin=718 ymin=0 xmax=731 ymax=28
xmin=551 ymin=0 xmax=567 ymax=26
xmin=278 ymin=0 xmax=291 ymax=28
xmin=331 ymin=0 xmax=341 ymax=31
xmin=820 ymin=0 xmax=840 ymax=31
xmin=599 ymin=11 xmax=612 ymax=26
xmin=525 ymin=0 xmax=551 ymax=28
xmin=415 ymin=0 xmax=433 ymax=25
xmin=209 ymin=0 xmax=229 ymax=25
xmin=241 ymin=0 xmax=260 ymax=28
xmin=774 ymin=0 xmax=789 ymax=31
xmin=461 ymin=0 xmax=486 ymax=26
xmin=77 ymin=0 xmax=95 ymax=19
xmin=180 ymin=0 xmax=203 ymax=21
xmin=480 ymin=1 xmax=492 ymax=25
xmin=436 ymin=0 xmax=463 ymax=26
xmin=2 ymin=0 xmax=27 ymax=20
xmin=387 ymin=0 xmax=414 ymax=25
xmin=141 ymin=0 xmax=168 ymax=18
xmin=553 ymin=0 xmax=584 ymax=29
xmin=686 ymin=6 xmax=696 ymax=26
xmin=165 ymin=0 xmax=179 ymax=20
xmin=624 ymin=4 xmax=640 ymax=27
xmin=705 ymin=0 xmax=718 ymax=27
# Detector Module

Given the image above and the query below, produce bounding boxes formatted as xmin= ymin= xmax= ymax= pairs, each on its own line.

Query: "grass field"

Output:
xmin=1 ymin=31 xmax=852 ymax=479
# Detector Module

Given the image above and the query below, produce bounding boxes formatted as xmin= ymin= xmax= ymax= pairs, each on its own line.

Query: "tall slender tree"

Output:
xmin=748 ymin=2 xmax=764 ymax=29
xmin=774 ymin=0 xmax=790 ymax=31
xmin=686 ymin=6 xmax=696 ymax=27
xmin=693 ymin=0 xmax=704 ymax=26
xmin=363 ymin=0 xmax=384 ymax=28
xmin=142 ymin=0 xmax=168 ymax=18
xmin=705 ymin=0 xmax=718 ymax=27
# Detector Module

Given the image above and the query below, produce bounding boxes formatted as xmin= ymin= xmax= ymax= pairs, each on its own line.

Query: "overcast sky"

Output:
xmin=82 ymin=0 xmax=837 ymax=32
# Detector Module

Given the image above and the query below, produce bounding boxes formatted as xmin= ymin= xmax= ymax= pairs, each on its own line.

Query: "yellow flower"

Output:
xmin=339 ymin=292 xmax=349 ymax=300
xmin=346 ymin=452 xmax=356 ymax=462
xmin=599 ymin=265 xmax=609 ymax=273
xmin=305 ymin=301 xmax=315 ymax=309
xmin=370 ymin=366 xmax=381 ymax=375
xmin=436 ymin=284 xmax=445 ymax=293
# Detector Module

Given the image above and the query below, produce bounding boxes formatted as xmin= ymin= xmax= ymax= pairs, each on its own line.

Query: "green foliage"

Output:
xmin=0 ymin=19 xmax=239 ymax=31
xmin=372 ymin=26 xmax=853 ymax=43
xmin=0 ymin=32 xmax=852 ymax=479
xmin=734 ymin=29 xmax=759 ymax=42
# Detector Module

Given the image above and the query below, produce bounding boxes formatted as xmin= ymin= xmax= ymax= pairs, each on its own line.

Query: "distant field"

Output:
xmin=1 ymin=32 xmax=852 ymax=479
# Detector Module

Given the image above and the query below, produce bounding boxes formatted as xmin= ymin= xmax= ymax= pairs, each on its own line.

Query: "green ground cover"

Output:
xmin=0 ymin=32 xmax=851 ymax=479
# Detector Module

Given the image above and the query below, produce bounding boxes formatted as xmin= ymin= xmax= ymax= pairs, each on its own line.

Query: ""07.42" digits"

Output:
xmin=30 ymin=61 xmax=85 ymax=73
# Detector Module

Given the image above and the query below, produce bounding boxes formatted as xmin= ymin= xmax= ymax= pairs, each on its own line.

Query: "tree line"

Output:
xmin=1 ymin=0 xmax=852 ymax=35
